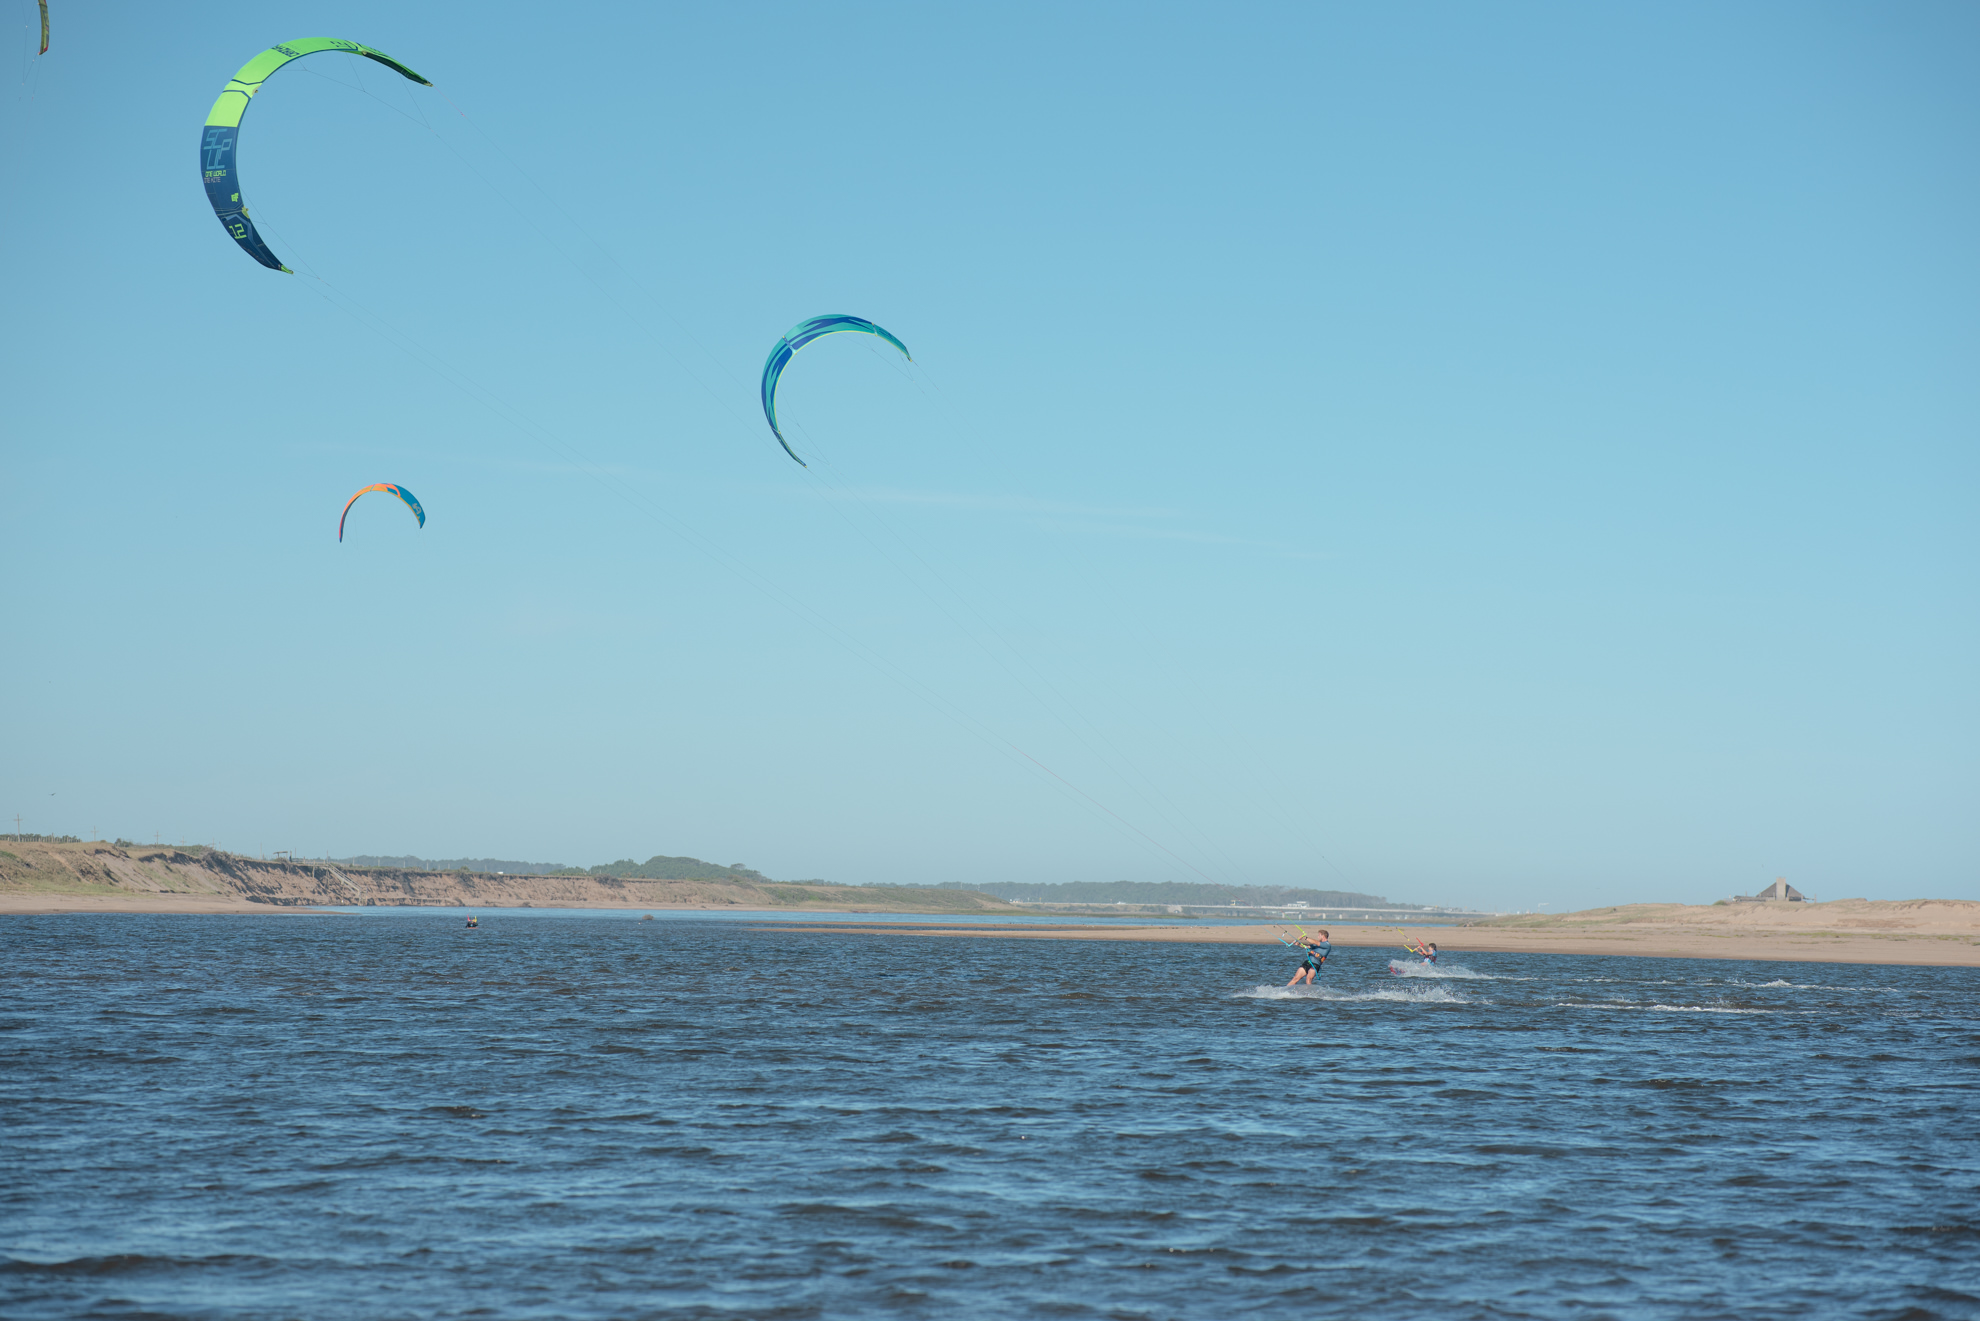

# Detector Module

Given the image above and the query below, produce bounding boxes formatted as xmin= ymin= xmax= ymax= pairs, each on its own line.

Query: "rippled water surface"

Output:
xmin=2 ymin=912 xmax=1976 ymax=1320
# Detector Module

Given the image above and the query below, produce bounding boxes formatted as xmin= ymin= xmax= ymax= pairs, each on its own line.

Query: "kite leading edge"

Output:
xmin=338 ymin=483 xmax=425 ymax=541
xmin=759 ymin=315 xmax=912 ymax=466
xmin=201 ymin=39 xmax=431 ymax=273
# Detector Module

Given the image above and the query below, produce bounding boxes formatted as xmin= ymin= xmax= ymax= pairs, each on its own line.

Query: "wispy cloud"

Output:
xmin=818 ymin=485 xmax=1182 ymax=521
xmin=285 ymin=438 xmax=668 ymax=480
xmin=1035 ymin=518 xmax=1330 ymax=560
xmin=824 ymin=485 xmax=1326 ymax=559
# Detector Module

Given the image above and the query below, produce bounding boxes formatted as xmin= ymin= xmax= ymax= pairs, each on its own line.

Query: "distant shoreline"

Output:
xmin=4 ymin=892 xmax=1975 ymax=968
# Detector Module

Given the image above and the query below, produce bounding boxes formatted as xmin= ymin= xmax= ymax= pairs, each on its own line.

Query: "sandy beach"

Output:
xmin=754 ymin=899 xmax=1980 ymax=968
xmin=0 ymin=893 xmax=332 ymax=916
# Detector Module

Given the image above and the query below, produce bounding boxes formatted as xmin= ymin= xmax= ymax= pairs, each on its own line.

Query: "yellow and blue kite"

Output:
xmin=201 ymin=39 xmax=431 ymax=272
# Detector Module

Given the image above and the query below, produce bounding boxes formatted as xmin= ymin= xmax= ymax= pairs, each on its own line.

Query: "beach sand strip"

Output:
xmin=746 ymin=920 xmax=1980 ymax=968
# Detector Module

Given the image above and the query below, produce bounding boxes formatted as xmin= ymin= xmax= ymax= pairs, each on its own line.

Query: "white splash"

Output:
xmin=1235 ymin=983 xmax=1474 ymax=1005
xmin=1386 ymin=960 xmax=1491 ymax=980
xmin=1556 ymin=1001 xmax=1776 ymax=1015
xmin=1645 ymin=1004 xmax=1776 ymax=1015
xmin=1727 ymin=979 xmax=1904 ymax=993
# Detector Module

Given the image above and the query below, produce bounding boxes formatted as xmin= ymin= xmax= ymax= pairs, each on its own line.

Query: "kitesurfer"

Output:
xmin=1286 ymin=929 xmax=1331 ymax=987
xmin=1404 ymin=939 xmax=1438 ymax=965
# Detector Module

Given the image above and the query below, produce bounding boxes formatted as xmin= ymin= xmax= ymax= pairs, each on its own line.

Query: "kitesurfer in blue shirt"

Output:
xmin=1286 ymin=929 xmax=1331 ymax=987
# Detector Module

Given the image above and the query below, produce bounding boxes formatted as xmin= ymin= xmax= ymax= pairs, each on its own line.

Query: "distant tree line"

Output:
xmin=937 ymin=880 xmax=1402 ymax=908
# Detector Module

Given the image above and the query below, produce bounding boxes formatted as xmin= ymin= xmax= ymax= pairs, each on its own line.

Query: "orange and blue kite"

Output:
xmin=338 ymin=483 xmax=425 ymax=542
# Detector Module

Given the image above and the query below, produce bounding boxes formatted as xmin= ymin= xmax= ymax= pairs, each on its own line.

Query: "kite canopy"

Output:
xmin=338 ymin=483 xmax=425 ymax=541
xmin=38 ymin=1 xmax=47 ymax=54
xmin=201 ymin=39 xmax=432 ymax=272
xmin=759 ymin=315 xmax=912 ymax=466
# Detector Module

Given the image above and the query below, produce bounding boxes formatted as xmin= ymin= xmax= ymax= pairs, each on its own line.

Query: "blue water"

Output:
xmin=2 ymin=913 xmax=1975 ymax=1320
xmin=314 ymin=907 xmax=1294 ymax=925
xmin=315 ymin=907 xmax=1448 ymax=929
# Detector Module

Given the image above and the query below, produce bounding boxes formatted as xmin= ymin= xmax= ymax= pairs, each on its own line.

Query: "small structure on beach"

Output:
xmin=1736 ymin=878 xmax=1810 ymax=903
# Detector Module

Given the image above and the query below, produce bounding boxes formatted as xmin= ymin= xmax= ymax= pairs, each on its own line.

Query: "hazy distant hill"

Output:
xmin=338 ymin=854 xmax=771 ymax=882
xmin=949 ymin=880 xmax=1401 ymax=908
xmin=584 ymin=856 xmax=769 ymax=882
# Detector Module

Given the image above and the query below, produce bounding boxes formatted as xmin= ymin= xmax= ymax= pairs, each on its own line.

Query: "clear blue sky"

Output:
xmin=3 ymin=2 xmax=1974 ymax=910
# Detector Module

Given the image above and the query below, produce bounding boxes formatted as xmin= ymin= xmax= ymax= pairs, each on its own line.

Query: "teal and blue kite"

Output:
xmin=201 ymin=39 xmax=432 ymax=272
xmin=759 ymin=315 xmax=912 ymax=466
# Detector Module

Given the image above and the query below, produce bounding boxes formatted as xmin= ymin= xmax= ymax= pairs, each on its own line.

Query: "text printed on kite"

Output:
xmin=759 ymin=315 xmax=912 ymax=466
xmin=200 ymin=39 xmax=432 ymax=273
xmin=338 ymin=484 xmax=425 ymax=542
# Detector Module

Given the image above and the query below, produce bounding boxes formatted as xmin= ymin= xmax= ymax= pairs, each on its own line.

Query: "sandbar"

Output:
xmin=751 ymin=903 xmax=1980 ymax=969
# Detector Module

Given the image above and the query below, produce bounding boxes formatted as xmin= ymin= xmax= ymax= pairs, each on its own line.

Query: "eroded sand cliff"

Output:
xmin=0 ymin=840 xmax=1021 ymax=915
